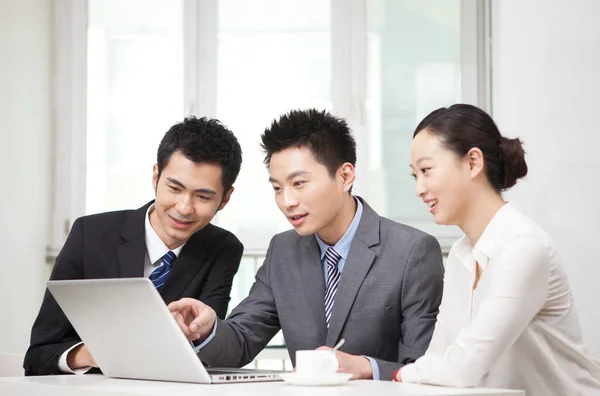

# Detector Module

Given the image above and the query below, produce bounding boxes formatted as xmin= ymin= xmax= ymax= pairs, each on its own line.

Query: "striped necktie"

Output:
xmin=149 ymin=251 xmax=176 ymax=290
xmin=324 ymin=247 xmax=342 ymax=327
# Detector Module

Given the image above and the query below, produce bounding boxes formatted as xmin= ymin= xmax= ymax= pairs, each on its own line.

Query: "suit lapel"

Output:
xmin=326 ymin=198 xmax=380 ymax=346
xmin=300 ymin=236 xmax=328 ymax=341
xmin=117 ymin=202 xmax=153 ymax=278
xmin=160 ymin=229 xmax=208 ymax=303
xmin=117 ymin=201 xmax=210 ymax=302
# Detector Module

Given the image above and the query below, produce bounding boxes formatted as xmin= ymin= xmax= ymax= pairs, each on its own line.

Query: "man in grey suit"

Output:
xmin=169 ymin=109 xmax=444 ymax=380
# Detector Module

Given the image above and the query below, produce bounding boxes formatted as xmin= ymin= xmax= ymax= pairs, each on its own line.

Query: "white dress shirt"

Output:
xmin=142 ymin=205 xmax=185 ymax=277
xmin=401 ymin=203 xmax=600 ymax=396
xmin=58 ymin=204 xmax=185 ymax=374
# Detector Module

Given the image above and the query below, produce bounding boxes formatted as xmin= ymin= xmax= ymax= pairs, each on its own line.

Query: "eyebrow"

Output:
xmin=409 ymin=156 xmax=434 ymax=168
xmin=166 ymin=177 xmax=217 ymax=195
xmin=268 ymin=170 xmax=311 ymax=183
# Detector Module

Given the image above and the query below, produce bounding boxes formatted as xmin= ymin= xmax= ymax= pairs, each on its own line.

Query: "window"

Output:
xmin=362 ymin=0 xmax=483 ymax=245
xmin=213 ymin=0 xmax=332 ymax=250
xmin=51 ymin=0 xmax=489 ymax=366
xmin=52 ymin=0 xmax=488 ymax=250
xmin=86 ymin=0 xmax=185 ymax=214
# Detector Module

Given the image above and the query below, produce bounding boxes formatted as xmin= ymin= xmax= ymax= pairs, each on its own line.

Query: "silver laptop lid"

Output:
xmin=47 ymin=278 xmax=212 ymax=383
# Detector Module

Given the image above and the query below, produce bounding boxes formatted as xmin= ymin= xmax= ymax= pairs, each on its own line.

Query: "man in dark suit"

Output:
xmin=168 ymin=109 xmax=444 ymax=381
xmin=24 ymin=116 xmax=244 ymax=376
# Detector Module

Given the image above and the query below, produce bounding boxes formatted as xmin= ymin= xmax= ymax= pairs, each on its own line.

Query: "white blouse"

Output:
xmin=401 ymin=203 xmax=600 ymax=396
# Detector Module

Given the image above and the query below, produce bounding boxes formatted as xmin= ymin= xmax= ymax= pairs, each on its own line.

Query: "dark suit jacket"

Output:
xmin=197 ymin=198 xmax=444 ymax=380
xmin=24 ymin=201 xmax=243 ymax=376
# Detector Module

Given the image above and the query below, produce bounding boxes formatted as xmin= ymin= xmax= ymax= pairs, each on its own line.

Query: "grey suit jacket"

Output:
xmin=198 ymin=198 xmax=444 ymax=380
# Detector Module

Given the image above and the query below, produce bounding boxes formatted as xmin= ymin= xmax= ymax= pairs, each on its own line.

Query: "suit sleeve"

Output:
xmin=196 ymin=236 xmax=281 ymax=368
xmin=23 ymin=218 xmax=88 ymax=376
xmin=373 ymin=233 xmax=444 ymax=380
xmin=196 ymin=233 xmax=244 ymax=319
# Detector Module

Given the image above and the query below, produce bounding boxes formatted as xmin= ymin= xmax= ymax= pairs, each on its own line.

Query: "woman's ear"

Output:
xmin=467 ymin=147 xmax=485 ymax=179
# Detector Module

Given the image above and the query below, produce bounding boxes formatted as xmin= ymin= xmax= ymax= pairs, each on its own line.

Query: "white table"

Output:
xmin=0 ymin=375 xmax=525 ymax=396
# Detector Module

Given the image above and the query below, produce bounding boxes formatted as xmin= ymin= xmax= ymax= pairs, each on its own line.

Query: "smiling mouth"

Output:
xmin=169 ymin=216 xmax=194 ymax=225
xmin=427 ymin=200 xmax=438 ymax=209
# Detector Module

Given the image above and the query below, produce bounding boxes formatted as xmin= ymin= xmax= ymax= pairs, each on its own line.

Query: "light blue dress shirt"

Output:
xmin=314 ymin=197 xmax=363 ymax=283
xmin=314 ymin=198 xmax=380 ymax=381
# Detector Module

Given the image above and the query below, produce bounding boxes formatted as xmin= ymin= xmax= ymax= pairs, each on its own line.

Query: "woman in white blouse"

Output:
xmin=398 ymin=104 xmax=600 ymax=395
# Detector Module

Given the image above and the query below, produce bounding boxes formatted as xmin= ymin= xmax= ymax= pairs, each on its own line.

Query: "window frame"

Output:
xmin=48 ymin=0 xmax=490 ymax=261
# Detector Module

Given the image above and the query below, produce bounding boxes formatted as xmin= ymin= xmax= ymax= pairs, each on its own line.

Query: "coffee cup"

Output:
xmin=295 ymin=350 xmax=339 ymax=376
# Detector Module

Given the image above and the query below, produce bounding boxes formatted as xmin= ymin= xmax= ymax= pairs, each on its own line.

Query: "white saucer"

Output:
xmin=279 ymin=372 xmax=353 ymax=386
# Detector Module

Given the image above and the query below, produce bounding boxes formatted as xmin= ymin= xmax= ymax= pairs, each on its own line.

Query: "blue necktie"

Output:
xmin=149 ymin=251 xmax=176 ymax=290
xmin=324 ymin=247 xmax=342 ymax=327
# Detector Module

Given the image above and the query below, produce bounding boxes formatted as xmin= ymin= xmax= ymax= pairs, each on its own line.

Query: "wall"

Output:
xmin=0 ymin=0 xmax=53 ymax=354
xmin=492 ymin=0 xmax=600 ymax=356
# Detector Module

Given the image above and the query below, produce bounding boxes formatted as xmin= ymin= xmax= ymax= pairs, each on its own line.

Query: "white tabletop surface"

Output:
xmin=0 ymin=375 xmax=525 ymax=396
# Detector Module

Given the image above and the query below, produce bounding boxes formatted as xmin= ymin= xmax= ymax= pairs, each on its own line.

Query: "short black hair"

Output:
xmin=157 ymin=116 xmax=242 ymax=191
xmin=260 ymin=109 xmax=356 ymax=177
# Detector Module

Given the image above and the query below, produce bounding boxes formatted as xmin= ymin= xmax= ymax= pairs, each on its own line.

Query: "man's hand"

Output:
xmin=67 ymin=344 xmax=98 ymax=370
xmin=316 ymin=346 xmax=373 ymax=380
xmin=168 ymin=298 xmax=217 ymax=342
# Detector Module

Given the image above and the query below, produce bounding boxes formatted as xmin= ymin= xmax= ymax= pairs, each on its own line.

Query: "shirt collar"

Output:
xmin=458 ymin=202 xmax=513 ymax=271
xmin=315 ymin=197 xmax=363 ymax=260
xmin=145 ymin=204 xmax=185 ymax=265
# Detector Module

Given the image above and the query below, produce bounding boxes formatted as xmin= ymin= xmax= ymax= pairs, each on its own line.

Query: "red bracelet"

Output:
xmin=392 ymin=368 xmax=401 ymax=382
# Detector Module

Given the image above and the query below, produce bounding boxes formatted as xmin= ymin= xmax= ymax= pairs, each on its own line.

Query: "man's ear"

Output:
xmin=467 ymin=147 xmax=485 ymax=179
xmin=218 ymin=187 xmax=234 ymax=211
xmin=339 ymin=162 xmax=356 ymax=193
xmin=152 ymin=164 xmax=159 ymax=193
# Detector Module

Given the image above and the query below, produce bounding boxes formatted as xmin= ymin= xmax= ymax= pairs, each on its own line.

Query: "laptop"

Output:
xmin=47 ymin=278 xmax=283 ymax=383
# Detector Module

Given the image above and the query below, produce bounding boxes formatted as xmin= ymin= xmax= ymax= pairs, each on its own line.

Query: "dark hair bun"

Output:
xmin=499 ymin=137 xmax=527 ymax=189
